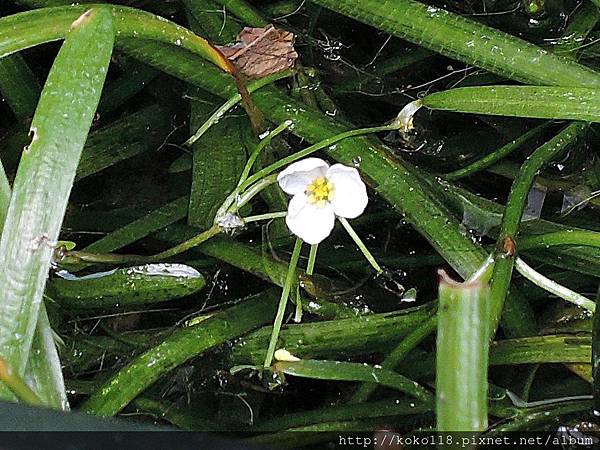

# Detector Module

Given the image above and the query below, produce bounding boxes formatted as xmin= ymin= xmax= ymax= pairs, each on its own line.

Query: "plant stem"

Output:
xmin=514 ymin=257 xmax=596 ymax=312
xmin=148 ymin=224 xmax=221 ymax=262
xmin=185 ymin=70 xmax=294 ymax=147
xmin=238 ymin=124 xmax=397 ymax=193
xmin=445 ymin=122 xmax=551 ymax=181
xmin=338 ymin=217 xmax=383 ymax=274
xmin=0 ymin=357 xmax=43 ymax=406
xmin=264 ymin=238 xmax=303 ymax=368
xmin=489 ymin=122 xmax=589 ymax=338
xmin=243 ymin=211 xmax=288 ymax=223
xmin=238 ymin=121 xmax=292 ymax=187
xmin=519 ymin=230 xmax=600 ymax=251
xmin=351 ymin=313 xmax=438 ymax=403
xmin=306 ymin=244 xmax=318 ymax=276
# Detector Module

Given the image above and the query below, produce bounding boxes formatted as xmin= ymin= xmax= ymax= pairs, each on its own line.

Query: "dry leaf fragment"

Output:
xmin=216 ymin=25 xmax=298 ymax=79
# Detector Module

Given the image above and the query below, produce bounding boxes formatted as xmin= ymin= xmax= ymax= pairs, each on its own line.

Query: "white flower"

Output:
xmin=277 ymin=158 xmax=368 ymax=244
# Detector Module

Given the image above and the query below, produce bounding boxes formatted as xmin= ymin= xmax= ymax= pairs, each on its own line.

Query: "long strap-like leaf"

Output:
xmin=0 ymin=8 xmax=113 ymax=399
xmin=311 ymin=0 xmax=600 ymax=87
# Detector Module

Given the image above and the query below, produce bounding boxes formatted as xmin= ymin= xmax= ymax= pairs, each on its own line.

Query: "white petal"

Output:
xmin=327 ymin=164 xmax=368 ymax=218
xmin=277 ymin=158 xmax=329 ymax=195
xmin=286 ymin=194 xmax=335 ymax=244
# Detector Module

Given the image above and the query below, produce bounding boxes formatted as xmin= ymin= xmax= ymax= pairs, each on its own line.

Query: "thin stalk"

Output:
xmin=264 ymin=238 xmax=303 ymax=368
xmin=306 ymin=244 xmax=318 ymax=276
xmin=243 ymin=211 xmax=287 ymax=223
xmin=185 ymin=70 xmax=294 ymax=147
xmin=0 ymin=357 xmax=43 ymax=406
xmin=445 ymin=122 xmax=551 ymax=181
xmin=351 ymin=314 xmax=438 ymax=403
xmin=238 ymin=121 xmax=292 ymax=187
xmin=61 ymin=175 xmax=279 ymax=267
xmin=148 ymin=224 xmax=221 ymax=262
xmin=514 ymin=258 xmax=596 ymax=312
xmin=489 ymin=122 xmax=589 ymax=337
xmin=338 ymin=217 xmax=383 ymax=274
xmin=238 ymin=124 xmax=396 ymax=193
xmin=234 ymin=174 xmax=278 ymax=210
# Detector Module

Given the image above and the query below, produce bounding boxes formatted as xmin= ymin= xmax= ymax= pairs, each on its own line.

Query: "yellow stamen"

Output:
xmin=306 ymin=176 xmax=335 ymax=207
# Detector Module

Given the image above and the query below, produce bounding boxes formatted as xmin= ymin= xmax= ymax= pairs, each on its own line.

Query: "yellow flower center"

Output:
xmin=306 ymin=176 xmax=335 ymax=208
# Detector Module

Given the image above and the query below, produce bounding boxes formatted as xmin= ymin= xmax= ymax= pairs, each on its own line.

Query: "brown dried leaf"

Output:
xmin=216 ymin=25 xmax=298 ymax=79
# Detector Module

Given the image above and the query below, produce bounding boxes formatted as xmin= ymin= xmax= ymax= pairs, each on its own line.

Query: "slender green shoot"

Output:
xmin=243 ymin=212 xmax=288 ymax=224
xmin=238 ymin=120 xmax=293 ymax=187
xmin=306 ymin=244 xmax=318 ymax=276
xmin=445 ymin=123 xmax=552 ymax=180
xmin=238 ymin=124 xmax=397 ymax=193
xmin=514 ymin=258 xmax=596 ymax=313
xmin=489 ymin=122 xmax=589 ymax=337
xmin=351 ymin=314 xmax=438 ymax=403
xmin=185 ymin=70 xmax=294 ymax=147
xmin=264 ymin=238 xmax=303 ymax=368
xmin=338 ymin=217 xmax=383 ymax=274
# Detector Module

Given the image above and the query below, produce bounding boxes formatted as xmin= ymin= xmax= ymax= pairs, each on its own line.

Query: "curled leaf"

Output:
xmin=216 ymin=25 xmax=298 ymax=79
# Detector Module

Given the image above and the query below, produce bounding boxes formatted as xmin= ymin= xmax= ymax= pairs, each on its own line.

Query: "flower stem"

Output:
xmin=238 ymin=124 xmax=398 ymax=193
xmin=295 ymin=244 xmax=318 ymax=323
xmin=306 ymin=244 xmax=318 ymax=276
xmin=234 ymin=174 xmax=278 ymax=211
xmin=514 ymin=257 xmax=596 ymax=313
xmin=264 ymin=238 xmax=303 ymax=368
xmin=148 ymin=224 xmax=221 ymax=261
xmin=338 ymin=217 xmax=383 ymax=275
xmin=185 ymin=69 xmax=294 ymax=147
xmin=0 ymin=357 xmax=43 ymax=406
xmin=238 ymin=121 xmax=293 ymax=187
xmin=243 ymin=211 xmax=287 ymax=223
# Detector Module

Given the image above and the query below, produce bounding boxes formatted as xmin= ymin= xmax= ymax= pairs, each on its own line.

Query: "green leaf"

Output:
xmin=418 ymin=86 xmax=600 ymax=122
xmin=76 ymin=103 xmax=172 ymax=181
xmin=310 ymin=0 xmax=600 ymax=87
xmin=0 ymin=4 xmax=231 ymax=73
xmin=0 ymin=8 xmax=113 ymax=400
xmin=81 ymin=290 xmax=280 ymax=416
xmin=47 ymin=264 xmax=206 ymax=309
xmin=274 ymin=359 xmax=434 ymax=405
xmin=0 ymin=53 xmax=40 ymax=122
xmin=189 ymin=113 xmax=248 ymax=229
